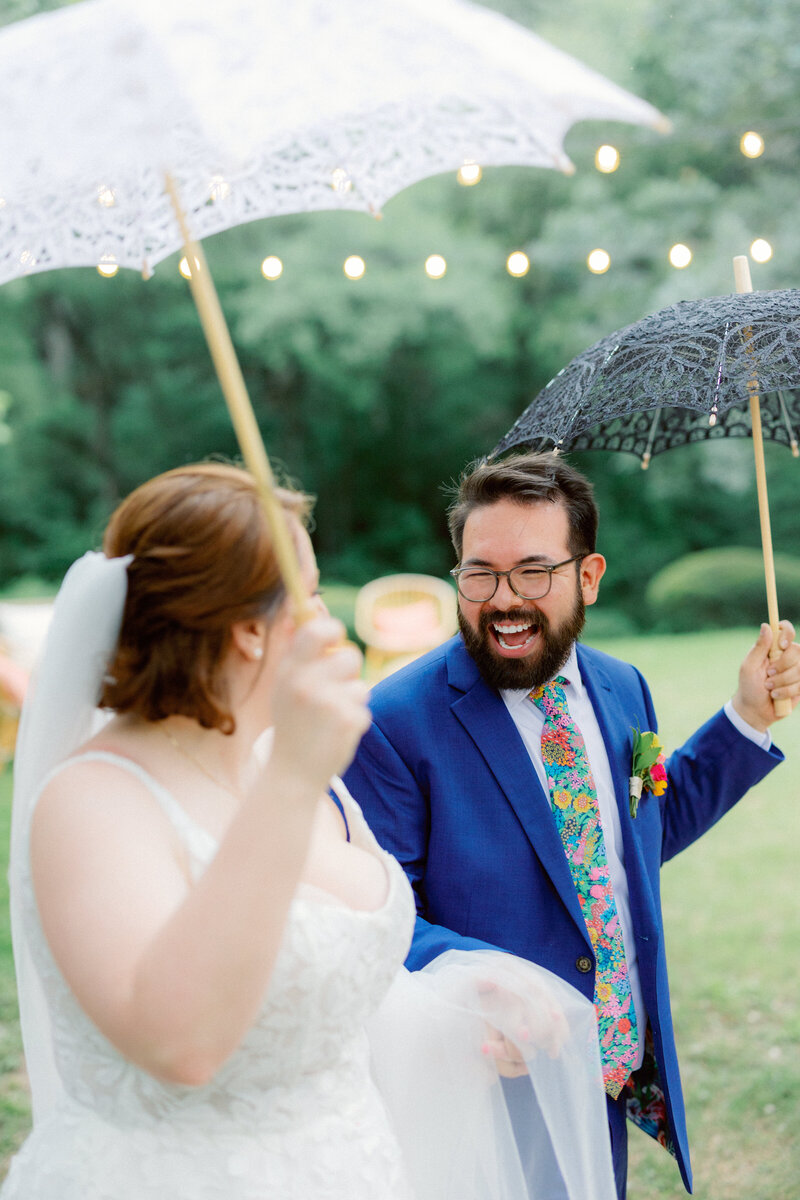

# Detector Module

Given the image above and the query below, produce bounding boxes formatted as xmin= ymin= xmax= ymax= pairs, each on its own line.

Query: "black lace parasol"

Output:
xmin=492 ymin=267 xmax=800 ymax=715
xmin=492 ymin=288 xmax=800 ymax=465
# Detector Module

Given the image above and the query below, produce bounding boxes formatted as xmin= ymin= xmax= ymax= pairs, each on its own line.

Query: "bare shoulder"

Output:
xmin=36 ymin=751 xmax=157 ymax=819
xmin=31 ymin=749 xmax=184 ymax=873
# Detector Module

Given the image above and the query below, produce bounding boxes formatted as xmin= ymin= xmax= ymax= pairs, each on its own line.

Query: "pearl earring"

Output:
xmin=253 ymin=646 xmax=264 ymax=660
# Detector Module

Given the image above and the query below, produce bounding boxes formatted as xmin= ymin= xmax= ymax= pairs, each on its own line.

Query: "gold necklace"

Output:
xmin=160 ymin=726 xmax=246 ymax=801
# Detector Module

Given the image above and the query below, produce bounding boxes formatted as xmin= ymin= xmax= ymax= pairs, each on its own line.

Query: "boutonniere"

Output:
xmin=629 ymin=727 xmax=667 ymax=817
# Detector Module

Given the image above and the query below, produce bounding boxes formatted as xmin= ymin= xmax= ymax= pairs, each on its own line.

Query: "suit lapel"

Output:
xmin=446 ymin=640 xmax=590 ymax=939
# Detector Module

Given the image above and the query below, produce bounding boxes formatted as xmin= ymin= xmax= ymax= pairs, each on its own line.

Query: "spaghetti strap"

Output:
xmin=44 ymin=750 xmax=217 ymax=866
xmin=328 ymin=778 xmax=351 ymax=842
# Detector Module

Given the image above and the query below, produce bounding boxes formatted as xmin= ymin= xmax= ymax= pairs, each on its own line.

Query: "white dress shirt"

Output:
xmin=501 ymin=644 xmax=770 ymax=1070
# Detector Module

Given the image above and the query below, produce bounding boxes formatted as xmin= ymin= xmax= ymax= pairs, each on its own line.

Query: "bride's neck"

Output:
xmin=114 ymin=711 xmax=264 ymax=799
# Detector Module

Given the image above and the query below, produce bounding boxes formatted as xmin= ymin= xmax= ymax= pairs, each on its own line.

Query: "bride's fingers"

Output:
xmin=480 ymin=985 xmax=570 ymax=1061
xmin=481 ymin=1033 xmax=529 ymax=1078
xmin=289 ymin=615 xmax=348 ymax=658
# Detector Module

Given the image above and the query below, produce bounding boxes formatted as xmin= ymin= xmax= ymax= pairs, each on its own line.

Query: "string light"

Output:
xmin=97 ymin=185 xmax=116 ymax=208
xmin=750 ymin=238 xmax=773 ymax=263
xmin=195 ymin=236 xmax=778 ymax=287
xmin=587 ymin=248 xmax=611 ymax=274
xmin=261 ymin=255 xmax=283 ymax=280
xmin=343 ymin=254 xmax=366 ymax=279
xmin=18 ymin=250 xmax=37 ymax=270
xmin=739 ymin=131 xmax=765 ymax=158
xmin=668 ymin=243 xmax=692 ymax=269
xmin=594 ymin=145 xmax=620 ymax=173
xmin=506 ymin=251 xmax=530 ymax=277
xmin=425 ymin=254 xmax=447 ymax=279
xmin=96 ymin=256 xmax=118 ymax=278
xmin=179 ymin=255 xmax=201 ymax=279
xmin=457 ymin=161 xmax=482 ymax=186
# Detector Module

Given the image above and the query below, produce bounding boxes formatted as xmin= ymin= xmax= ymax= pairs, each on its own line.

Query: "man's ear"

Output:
xmin=580 ymin=554 xmax=606 ymax=606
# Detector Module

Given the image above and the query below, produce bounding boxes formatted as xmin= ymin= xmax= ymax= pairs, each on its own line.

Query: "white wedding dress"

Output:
xmin=4 ymin=554 xmax=617 ymax=1200
xmin=2 ymin=757 xmax=417 ymax=1200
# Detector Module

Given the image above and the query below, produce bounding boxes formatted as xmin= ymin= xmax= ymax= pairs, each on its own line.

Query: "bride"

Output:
xmin=3 ymin=462 xmax=615 ymax=1200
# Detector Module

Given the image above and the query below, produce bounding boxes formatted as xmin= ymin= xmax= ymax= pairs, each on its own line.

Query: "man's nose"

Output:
xmin=493 ymin=574 xmax=524 ymax=608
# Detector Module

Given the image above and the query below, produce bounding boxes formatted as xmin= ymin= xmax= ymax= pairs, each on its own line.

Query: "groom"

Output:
xmin=344 ymin=452 xmax=800 ymax=1198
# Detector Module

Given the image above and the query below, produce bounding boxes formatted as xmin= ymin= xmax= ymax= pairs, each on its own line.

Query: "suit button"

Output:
xmin=576 ymin=955 xmax=593 ymax=974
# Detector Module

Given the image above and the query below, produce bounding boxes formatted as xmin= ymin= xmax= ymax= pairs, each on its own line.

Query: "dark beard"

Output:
xmin=458 ymin=589 xmax=586 ymax=692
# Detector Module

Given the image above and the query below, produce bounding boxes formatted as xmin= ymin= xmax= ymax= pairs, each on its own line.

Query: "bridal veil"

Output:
xmin=8 ymin=551 xmax=615 ymax=1199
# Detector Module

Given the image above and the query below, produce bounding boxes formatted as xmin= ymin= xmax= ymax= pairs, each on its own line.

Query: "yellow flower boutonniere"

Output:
xmin=629 ymin=728 xmax=668 ymax=817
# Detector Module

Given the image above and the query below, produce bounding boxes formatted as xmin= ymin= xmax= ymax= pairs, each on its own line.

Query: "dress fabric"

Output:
xmin=1 ymin=752 xmax=417 ymax=1200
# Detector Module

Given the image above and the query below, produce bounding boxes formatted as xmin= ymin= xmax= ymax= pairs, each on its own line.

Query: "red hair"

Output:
xmin=100 ymin=463 xmax=311 ymax=732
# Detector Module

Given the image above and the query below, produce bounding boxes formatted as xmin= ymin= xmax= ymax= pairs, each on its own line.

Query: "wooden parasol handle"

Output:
xmin=164 ymin=173 xmax=311 ymax=619
xmin=733 ymin=254 xmax=791 ymax=717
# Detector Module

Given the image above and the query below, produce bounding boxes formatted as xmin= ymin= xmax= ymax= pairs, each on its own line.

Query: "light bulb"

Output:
xmin=179 ymin=255 xmax=200 ymax=279
xmin=425 ymin=254 xmax=447 ymax=279
xmin=594 ymin=145 xmax=620 ymax=173
xmin=740 ymin=131 xmax=765 ymax=158
xmin=750 ymin=238 xmax=773 ymax=263
xmin=261 ymin=255 xmax=283 ymax=280
xmin=668 ymin=243 xmax=692 ymax=269
xmin=587 ymin=249 xmax=611 ymax=274
xmin=343 ymin=254 xmax=366 ymax=280
xmin=457 ymin=161 xmax=482 ymax=186
xmin=506 ymin=251 xmax=530 ymax=277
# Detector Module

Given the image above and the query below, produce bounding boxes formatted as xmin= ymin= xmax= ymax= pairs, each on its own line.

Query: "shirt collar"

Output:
xmin=501 ymin=642 xmax=583 ymax=711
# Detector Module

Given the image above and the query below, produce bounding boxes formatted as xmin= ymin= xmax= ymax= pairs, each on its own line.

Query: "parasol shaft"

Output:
xmin=164 ymin=173 xmax=311 ymax=618
xmin=733 ymin=254 xmax=790 ymax=716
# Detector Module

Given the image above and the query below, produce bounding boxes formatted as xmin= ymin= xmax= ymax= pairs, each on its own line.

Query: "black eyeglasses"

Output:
xmin=450 ymin=555 xmax=586 ymax=603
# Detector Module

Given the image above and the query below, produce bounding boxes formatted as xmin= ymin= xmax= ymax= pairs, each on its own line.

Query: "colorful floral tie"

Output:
xmin=530 ymin=676 xmax=638 ymax=1097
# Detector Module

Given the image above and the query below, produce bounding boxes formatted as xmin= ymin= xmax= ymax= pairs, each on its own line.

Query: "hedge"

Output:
xmin=645 ymin=547 xmax=800 ymax=632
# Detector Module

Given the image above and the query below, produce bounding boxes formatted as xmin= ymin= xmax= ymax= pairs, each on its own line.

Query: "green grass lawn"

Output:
xmin=1 ymin=626 xmax=798 ymax=1195
xmin=593 ymin=628 xmax=800 ymax=1200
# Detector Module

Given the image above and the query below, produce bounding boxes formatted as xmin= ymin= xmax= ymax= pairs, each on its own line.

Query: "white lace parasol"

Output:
xmin=0 ymin=0 xmax=666 ymax=283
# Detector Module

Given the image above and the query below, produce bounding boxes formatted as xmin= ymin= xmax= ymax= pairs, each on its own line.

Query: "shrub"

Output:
xmin=645 ymin=547 xmax=800 ymax=632
xmin=582 ymin=607 xmax=639 ymax=640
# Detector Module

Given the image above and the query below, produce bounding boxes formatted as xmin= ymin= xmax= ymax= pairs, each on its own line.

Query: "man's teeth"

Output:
xmin=492 ymin=620 xmax=538 ymax=649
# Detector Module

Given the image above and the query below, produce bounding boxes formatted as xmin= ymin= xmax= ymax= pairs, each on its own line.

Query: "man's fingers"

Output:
xmin=764 ymin=621 xmax=800 ymax=700
xmin=777 ymin=619 xmax=796 ymax=646
xmin=752 ymin=622 xmax=773 ymax=658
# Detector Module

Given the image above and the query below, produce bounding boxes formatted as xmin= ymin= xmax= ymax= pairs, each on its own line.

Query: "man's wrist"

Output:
xmin=726 ymin=697 xmax=772 ymax=745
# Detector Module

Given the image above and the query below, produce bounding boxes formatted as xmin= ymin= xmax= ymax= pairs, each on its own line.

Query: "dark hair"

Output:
xmin=447 ymin=452 xmax=598 ymax=560
xmin=100 ymin=463 xmax=312 ymax=732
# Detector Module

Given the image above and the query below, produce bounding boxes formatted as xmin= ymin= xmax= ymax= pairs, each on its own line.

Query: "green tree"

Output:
xmin=0 ymin=0 xmax=797 ymax=621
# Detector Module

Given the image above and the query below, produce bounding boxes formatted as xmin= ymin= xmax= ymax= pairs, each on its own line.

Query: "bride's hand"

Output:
xmin=481 ymin=1024 xmax=529 ymax=1078
xmin=478 ymin=979 xmax=570 ymax=1076
xmin=270 ymin=615 xmax=371 ymax=790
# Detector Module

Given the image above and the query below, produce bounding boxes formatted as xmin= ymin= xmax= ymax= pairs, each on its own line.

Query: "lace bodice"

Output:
xmin=3 ymin=752 xmax=417 ymax=1199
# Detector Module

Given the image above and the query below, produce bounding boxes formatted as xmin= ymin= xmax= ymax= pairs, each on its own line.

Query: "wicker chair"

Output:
xmin=354 ymin=573 xmax=458 ymax=681
xmin=0 ymin=650 xmax=28 ymax=772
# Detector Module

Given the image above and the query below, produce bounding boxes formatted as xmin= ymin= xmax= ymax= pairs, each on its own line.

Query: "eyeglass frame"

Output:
xmin=449 ymin=554 xmax=587 ymax=602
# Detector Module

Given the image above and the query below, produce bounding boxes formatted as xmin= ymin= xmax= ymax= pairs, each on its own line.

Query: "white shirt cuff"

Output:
xmin=723 ymin=699 xmax=772 ymax=750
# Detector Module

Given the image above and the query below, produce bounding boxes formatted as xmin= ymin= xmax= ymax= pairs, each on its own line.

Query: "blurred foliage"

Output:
xmin=0 ymin=0 xmax=798 ymax=629
xmin=645 ymin=547 xmax=800 ymax=632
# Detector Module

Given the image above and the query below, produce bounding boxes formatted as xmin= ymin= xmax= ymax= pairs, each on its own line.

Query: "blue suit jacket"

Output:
xmin=343 ymin=635 xmax=784 ymax=1193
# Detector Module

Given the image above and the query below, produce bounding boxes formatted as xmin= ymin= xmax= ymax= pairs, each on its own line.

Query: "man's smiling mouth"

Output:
xmin=491 ymin=620 xmax=539 ymax=652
